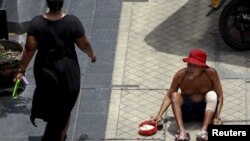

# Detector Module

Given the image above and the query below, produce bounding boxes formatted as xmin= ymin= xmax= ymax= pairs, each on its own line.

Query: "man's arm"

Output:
xmin=75 ymin=36 xmax=96 ymax=63
xmin=209 ymin=68 xmax=224 ymax=121
xmin=155 ymin=69 xmax=184 ymax=120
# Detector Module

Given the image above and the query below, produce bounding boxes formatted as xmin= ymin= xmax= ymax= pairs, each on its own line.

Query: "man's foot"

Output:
xmin=157 ymin=118 xmax=164 ymax=130
xmin=175 ymin=131 xmax=190 ymax=141
xmin=196 ymin=130 xmax=208 ymax=141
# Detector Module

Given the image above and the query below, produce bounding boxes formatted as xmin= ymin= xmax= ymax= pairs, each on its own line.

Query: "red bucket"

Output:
xmin=138 ymin=120 xmax=157 ymax=136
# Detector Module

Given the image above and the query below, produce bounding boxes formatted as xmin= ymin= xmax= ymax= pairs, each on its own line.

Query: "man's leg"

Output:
xmin=201 ymin=91 xmax=218 ymax=131
xmin=197 ymin=91 xmax=217 ymax=141
xmin=170 ymin=92 xmax=188 ymax=139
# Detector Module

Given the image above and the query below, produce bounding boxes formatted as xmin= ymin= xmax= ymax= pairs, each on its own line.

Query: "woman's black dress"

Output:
xmin=27 ymin=15 xmax=85 ymax=125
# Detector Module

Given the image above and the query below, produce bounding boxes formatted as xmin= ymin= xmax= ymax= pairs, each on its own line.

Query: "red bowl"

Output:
xmin=138 ymin=120 xmax=157 ymax=136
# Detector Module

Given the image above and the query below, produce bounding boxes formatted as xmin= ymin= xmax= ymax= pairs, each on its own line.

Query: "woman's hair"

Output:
xmin=46 ymin=0 xmax=64 ymax=12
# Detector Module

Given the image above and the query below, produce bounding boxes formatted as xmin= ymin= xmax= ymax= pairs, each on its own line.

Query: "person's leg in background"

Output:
xmin=61 ymin=114 xmax=71 ymax=141
xmin=41 ymin=113 xmax=70 ymax=141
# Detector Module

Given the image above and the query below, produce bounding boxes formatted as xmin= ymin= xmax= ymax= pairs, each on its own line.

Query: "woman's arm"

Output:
xmin=16 ymin=35 xmax=37 ymax=80
xmin=75 ymin=36 xmax=96 ymax=63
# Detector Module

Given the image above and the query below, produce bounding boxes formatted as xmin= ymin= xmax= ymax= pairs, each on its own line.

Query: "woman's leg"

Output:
xmin=61 ymin=114 xmax=70 ymax=141
xmin=42 ymin=114 xmax=69 ymax=141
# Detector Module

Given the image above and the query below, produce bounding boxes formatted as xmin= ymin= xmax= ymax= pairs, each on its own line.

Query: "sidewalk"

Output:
xmin=0 ymin=0 xmax=250 ymax=141
xmin=106 ymin=0 xmax=250 ymax=141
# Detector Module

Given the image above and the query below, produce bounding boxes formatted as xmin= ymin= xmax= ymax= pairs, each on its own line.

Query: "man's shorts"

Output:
xmin=181 ymin=95 xmax=206 ymax=121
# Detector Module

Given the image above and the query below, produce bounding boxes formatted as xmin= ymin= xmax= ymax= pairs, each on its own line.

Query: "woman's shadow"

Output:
xmin=0 ymin=88 xmax=31 ymax=118
xmin=28 ymin=134 xmax=89 ymax=141
xmin=28 ymin=136 xmax=41 ymax=141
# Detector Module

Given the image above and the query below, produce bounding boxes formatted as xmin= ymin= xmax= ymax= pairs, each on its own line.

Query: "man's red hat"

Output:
xmin=183 ymin=49 xmax=209 ymax=68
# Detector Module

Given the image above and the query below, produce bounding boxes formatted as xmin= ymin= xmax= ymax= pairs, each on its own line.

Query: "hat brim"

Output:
xmin=183 ymin=57 xmax=209 ymax=68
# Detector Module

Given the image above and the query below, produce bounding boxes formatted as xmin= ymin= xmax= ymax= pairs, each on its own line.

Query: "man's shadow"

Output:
xmin=165 ymin=116 xmax=202 ymax=137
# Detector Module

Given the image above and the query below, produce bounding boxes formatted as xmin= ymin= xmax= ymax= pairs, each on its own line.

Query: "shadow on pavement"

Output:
xmin=144 ymin=0 xmax=250 ymax=67
xmin=78 ymin=134 xmax=89 ymax=140
xmin=0 ymin=90 xmax=31 ymax=118
xmin=166 ymin=116 xmax=202 ymax=136
xmin=28 ymin=136 xmax=41 ymax=141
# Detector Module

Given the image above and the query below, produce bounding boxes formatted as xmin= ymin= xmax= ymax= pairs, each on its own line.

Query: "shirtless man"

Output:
xmin=155 ymin=49 xmax=223 ymax=141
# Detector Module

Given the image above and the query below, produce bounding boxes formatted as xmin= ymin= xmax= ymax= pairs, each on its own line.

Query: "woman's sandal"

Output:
xmin=196 ymin=130 xmax=208 ymax=141
xmin=175 ymin=131 xmax=190 ymax=141
xmin=64 ymin=135 xmax=67 ymax=141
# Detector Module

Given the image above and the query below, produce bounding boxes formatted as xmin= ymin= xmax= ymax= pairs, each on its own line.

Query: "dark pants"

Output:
xmin=181 ymin=95 xmax=206 ymax=121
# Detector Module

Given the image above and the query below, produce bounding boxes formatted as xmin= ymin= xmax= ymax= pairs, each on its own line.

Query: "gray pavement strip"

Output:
xmin=81 ymin=86 xmax=168 ymax=90
xmin=123 ymin=0 xmax=149 ymax=2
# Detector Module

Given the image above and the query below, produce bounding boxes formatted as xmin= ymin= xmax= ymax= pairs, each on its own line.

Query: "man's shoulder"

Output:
xmin=178 ymin=67 xmax=188 ymax=72
xmin=205 ymin=67 xmax=219 ymax=78
xmin=206 ymin=67 xmax=217 ymax=73
xmin=175 ymin=68 xmax=187 ymax=78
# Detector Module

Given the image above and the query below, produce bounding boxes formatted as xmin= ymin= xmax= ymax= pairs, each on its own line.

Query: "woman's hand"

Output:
xmin=89 ymin=52 xmax=96 ymax=63
xmin=14 ymin=72 xmax=24 ymax=82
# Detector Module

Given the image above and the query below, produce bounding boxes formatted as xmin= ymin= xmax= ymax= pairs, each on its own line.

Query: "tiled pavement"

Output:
xmin=106 ymin=0 xmax=250 ymax=141
xmin=1 ymin=0 xmax=120 ymax=140
xmin=1 ymin=0 xmax=250 ymax=141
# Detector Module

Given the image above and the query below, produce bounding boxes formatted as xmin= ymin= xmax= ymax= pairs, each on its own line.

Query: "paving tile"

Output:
xmin=93 ymin=19 xmax=120 ymax=31
xmin=80 ymin=89 xmax=111 ymax=101
xmin=76 ymin=19 xmax=94 ymax=37
xmin=74 ymin=89 xmax=111 ymax=140
xmin=114 ymin=90 xmax=166 ymax=139
xmin=95 ymin=10 xmax=121 ymax=19
xmin=1 ymin=0 xmax=119 ymax=141
xmin=85 ymin=62 xmax=114 ymax=75
xmin=91 ymin=30 xmax=119 ymax=41
xmin=3 ymin=0 xmax=250 ymax=141
xmin=94 ymin=50 xmax=115 ymax=63
xmin=73 ymin=113 xmax=107 ymax=140
xmin=108 ymin=0 xmax=249 ymax=141
xmin=68 ymin=0 xmax=96 ymax=18
xmin=96 ymin=0 xmax=122 ymax=11
xmin=82 ymin=74 xmax=112 ymax=88
xmin=91 ymin=40 xmax=117 ymax=51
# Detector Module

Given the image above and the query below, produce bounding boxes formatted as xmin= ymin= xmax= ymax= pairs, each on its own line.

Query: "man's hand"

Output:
xmin=154 ymin=115 xmax=163 ymax=122
xmin=213 ymin=117 xmax=222 ymax=125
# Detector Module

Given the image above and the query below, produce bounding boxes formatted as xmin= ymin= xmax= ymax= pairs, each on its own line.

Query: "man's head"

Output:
xmin=183 ymin=49 xmax=208 ymax=79
xmin=46 ymin=0 xmax=64 ymax=12
xmin=183 ymin=49 xmax=208 ymax=68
